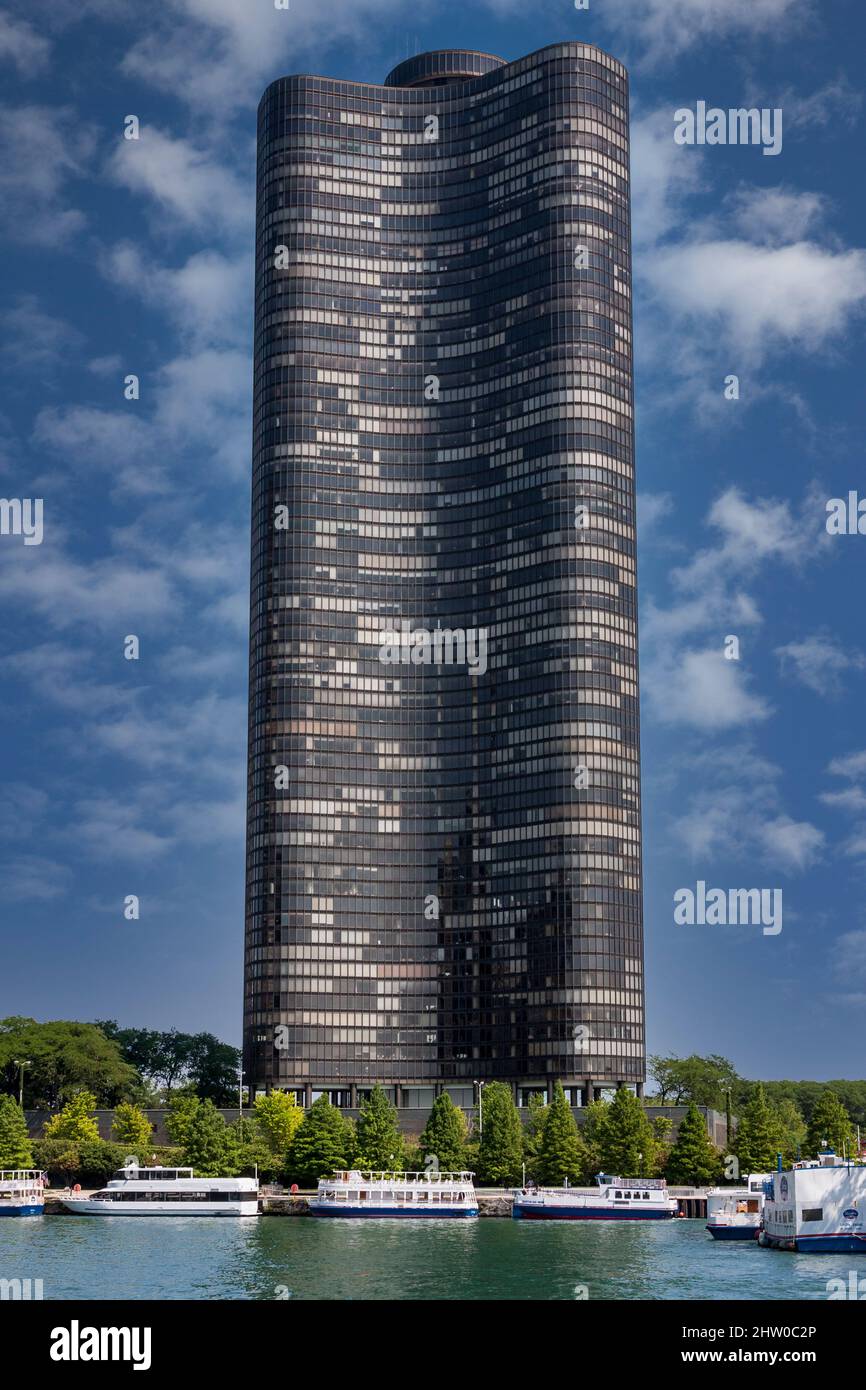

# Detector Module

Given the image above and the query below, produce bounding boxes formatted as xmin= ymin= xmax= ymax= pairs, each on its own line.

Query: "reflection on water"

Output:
xmin=0 ymin=1216 xmax=856 ymax=1301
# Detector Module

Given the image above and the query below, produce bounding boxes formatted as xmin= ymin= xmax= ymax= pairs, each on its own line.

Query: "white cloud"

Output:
xmin=630 ymin=108 xmax=706 ymax=249
xmin=0 ymin=104 xmax=96 ymax=243
xmin=827 ymin=751 xmax=866 ymax=781
xmin=32 ymin=344 xmax=251 ymax=492
xmin=120 ymin=0 xmax=417 ymax=113
xmin=93 ymin=693 xmax=245 ymax=770
xmin=648 ymin=647 xmax=771 ymax=731
xmin=0 ymin=784 xmax=50 ymax=840
xmin=776 ymin=634 xmax=865 ymax=696
xmin=0 ymin=544 xmax=175 ymax=632
xmin=644 ymin=486 xmax=822 ymax=650
xmin=87 ymin=354 xmax=123 ymax=377
xmin=727 ymin=187 xmax=830 ymax=245
xmin=107 ymin=127 xmax=251 ymax=236
xmin=638 ymin=491 xmax=674 ymax=537
xmin=820 ymin=755 xmax=866 ymax=862
xmin=1 ymin=295 xmax=84 ymax=367
xmin=643 ymin=487 xmax=827 ymax=732
xmin=820 ymin=787 xmax=866 ymax=813
xmin=669 ymin=744 xmax=824 ymax=871
xmin=601 ymin=0 xmax=807 ymax=68
xmin=0 ymin=855 xmax=71 ymax=901
xmin=758 ymin=816 xmax=825 ymax=871
xmin=0 ymin=13 xmax=50 ymax=74
xmin=829 ymin=929 xmax=866 ymax=983
xmin=782 ymin=78 xmax=863 ymax=133
xmin=644 ymin=239 xmax=866 ymax=364
xmin=103 ymin=243 xmax=251 ymax=349
xmin=70 ymin=796 xmax=176 ymax=862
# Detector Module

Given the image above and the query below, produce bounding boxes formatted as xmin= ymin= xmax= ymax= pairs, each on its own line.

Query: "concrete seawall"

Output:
xmin=262 ymin=1191 xmax=706 ymax=1217
xmin=45 ymin=1189 xmax=708 ymax=1217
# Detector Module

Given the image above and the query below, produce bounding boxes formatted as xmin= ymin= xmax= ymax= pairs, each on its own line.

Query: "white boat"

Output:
xmin=759 ymin=1152 xmax=866 ymax=1253
xmin=310 ymin=1170 xmax=478 ymax=1218
xmin=706 ymin=1174 xmax=772 ymax=1241
xmin=0 ymin=1170 xmax=45 ymax=1217
xmin=60 ymin=1160 xmax=258 ymax=1217
xmin=513 ymin=1173 xmax=679 ymax=1221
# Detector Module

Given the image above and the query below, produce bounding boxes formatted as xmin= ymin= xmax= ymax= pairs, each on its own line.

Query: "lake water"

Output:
xmin=0 ymin=1216 xmax=857 ymax=1301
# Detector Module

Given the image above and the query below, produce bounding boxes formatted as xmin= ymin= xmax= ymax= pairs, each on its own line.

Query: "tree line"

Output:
xmin=0 ymin=1017 xmax=240 ymax=1109
xmin=0 ymin=1076 xmax=859 ymax=1190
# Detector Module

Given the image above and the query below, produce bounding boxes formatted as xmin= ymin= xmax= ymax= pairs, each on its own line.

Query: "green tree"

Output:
xmin=182 ymin=1099 xmax=234 ymax=1176
xmin=0 ymin=1018 xmax=137 ymax=1109
xmin=95 ymin=1022 xmax=191 ymax=1097
xmin=230 ymin=1117 xmax=281 ymax=1181
xmin=665 ymin=1103 xmax=723 ymax=1186
xmin=735 ymin=1084 xmax=782 ymax=1173
xmin=476 ymin=1083 xmax=523 ymax=1186
xmin=0 ymin=1094 xmax=33 ymax=1167
xmin=185 ymin=1033 xmax=241 ymax=1106
xmin=647 ymin=1053 xmax=740 ymax=1108
xmin=520 ymin=1094 xmax=549 ymax=1174
xmin=164 ymin=1091 xmax=201 ymax=1147
xmin=111 ymin=1102 xmax=153 ymax=1148
xmin=596 ymin=1088 xmax=656 ymax=1177
xmin=773 ymin=1098 xmax=807 ymax=1166
xmin=805 ymin=1089 xmax=856 ymax=1160
xmin=30 ymin=1140 xmax=81 ymax=1183
xmin=287 ymin=1095 xmax=354 ymax=1187
xmin=354 ymin=1085 xmax=404 ymax=1170
xmin=76 ymin=1141 xmax=134 ymax=1186
xmin=43 ymin=1090 xmax=100 ymax=1143
xmin=535 ymin=1082 xmax=587 ymax=1186
xmin=254 ymin=1091 xmax=304 ymax=1154
xmin=418 ymin=1093 xmax=468 ymax=1173
xmin=94 ymin=1022 xmax=240 ymax=1103
xmin=651 ymin=1115 xmax=674 ymax=1178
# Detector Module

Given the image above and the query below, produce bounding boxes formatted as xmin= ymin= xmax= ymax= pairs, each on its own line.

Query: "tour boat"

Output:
xmin=759 ymin=1152 xmax=866 ymax=1253
xmin=512 ymin=1173 xmax=679 ymax=1220
xmin=310 ymin=1170 xmax=478 ymax=1218
xmin=706 ymin=1173 xmax=772 ymax=1241
xmin=0 ymin=1170 xmax=45 ymax=1217
xmin=60 ymin=1161 xmax=259 ymax=1217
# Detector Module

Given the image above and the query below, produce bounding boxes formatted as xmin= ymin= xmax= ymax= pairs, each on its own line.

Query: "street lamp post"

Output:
xmin=12 ymin=1059 xmax=30 ymax=1109
xmin=477 ymin=1081 xmax=486 ymax=1139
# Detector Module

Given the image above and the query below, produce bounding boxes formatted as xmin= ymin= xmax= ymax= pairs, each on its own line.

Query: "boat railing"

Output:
xmin=328 ymin=1170 xmax=475 ymax=1184
xmin=0 ymin=1170 xmax=44 ymax=1183
xmin=595 ymin=1174 xmax=668 ymax=1189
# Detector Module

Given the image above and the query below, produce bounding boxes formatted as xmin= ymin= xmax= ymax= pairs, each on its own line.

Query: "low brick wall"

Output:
xmin=25 ymin=1104 xmax=729 ymax=1147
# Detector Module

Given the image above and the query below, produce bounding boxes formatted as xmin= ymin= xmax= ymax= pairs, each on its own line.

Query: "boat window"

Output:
xmin=802 ymin=1208 xmax=823 ymax=1222
xmin=615 ymin=1191 xmax=622 ymax=1199
xmin=643 ymin=1192 xmax=650 ymax=1200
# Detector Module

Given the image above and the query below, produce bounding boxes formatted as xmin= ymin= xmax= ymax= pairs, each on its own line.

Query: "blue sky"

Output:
xmin=1 ymin=0 xmax=865 ymax=1081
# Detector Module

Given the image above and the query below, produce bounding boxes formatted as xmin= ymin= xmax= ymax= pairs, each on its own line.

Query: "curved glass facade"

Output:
xmin=245 ymin=43 xmax=644 ymax=1104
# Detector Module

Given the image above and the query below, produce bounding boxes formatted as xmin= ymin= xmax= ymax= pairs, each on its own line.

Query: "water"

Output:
xmin=0 ymin=1217 xmax=857 ymax=1300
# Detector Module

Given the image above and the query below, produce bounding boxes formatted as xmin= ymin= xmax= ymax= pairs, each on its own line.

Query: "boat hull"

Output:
xmin=61 ymin=1200 xmax=258 ymax=1217
xmin=761 ymin=1230 xmax=866 ymax=1254
xmin=514 ymin=1204 xmax=675 ymax=1221
xmin=0 ymin=1204 xmax=44 ymax=1217
xmin=706 ymin=1223 xmax=759 ymax=1241
xmin=310 ymin=1204 xmax=478 ymax=1218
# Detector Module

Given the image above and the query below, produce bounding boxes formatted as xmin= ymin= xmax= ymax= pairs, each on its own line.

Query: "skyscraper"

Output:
xmin=244 ymin=43 xmax=644 ymax=1113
